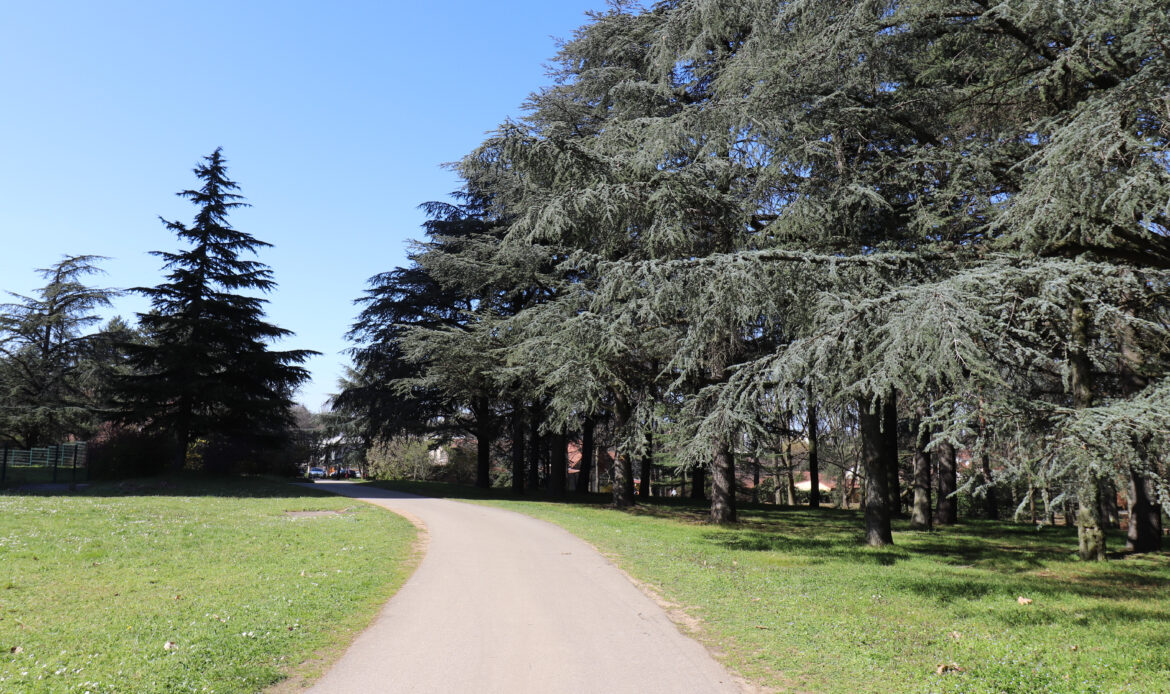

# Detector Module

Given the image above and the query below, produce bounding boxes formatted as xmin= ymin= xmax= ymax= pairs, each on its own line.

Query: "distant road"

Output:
xmin=302 ymin=482 xmax=746 ymax=694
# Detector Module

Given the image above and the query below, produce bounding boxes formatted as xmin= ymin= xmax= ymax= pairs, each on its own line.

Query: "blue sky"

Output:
xmin=0 ymin=0 xmax=601 ymax=411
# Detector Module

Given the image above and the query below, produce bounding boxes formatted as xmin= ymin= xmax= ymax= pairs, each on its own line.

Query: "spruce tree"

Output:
xmin=118 ymin=149 xmax=313 ymax=469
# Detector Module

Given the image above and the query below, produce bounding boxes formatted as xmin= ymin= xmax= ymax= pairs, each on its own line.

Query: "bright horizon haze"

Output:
xmin=0 ymin=1 xmax=601 ymax=411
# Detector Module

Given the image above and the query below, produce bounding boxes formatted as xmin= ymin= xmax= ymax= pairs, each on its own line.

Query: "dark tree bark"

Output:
xmin=882 ymin=394 xmax=901 ymax=517
xmin=612 ymin=393 xmax=635 ymax=508
xmin=1127 ymin=471 xmax=1164 ymax=553
xmin=751 ymin=458 xmax=760 ymax=504
xmin=690 ymin=466 xmax=706 ymax=501
xmin=1071 ymin=299 xmax=1106 ymax=561
xmin=174 ymin=420 xmax=190 ymax=473
xmin=780 ymin=422 xmax=796 ymax=505
xmin=576 ymin=416 xmax=594 ymax=494
xmin=510 ymin=402 xmax=525 ymax=494
xmin=710 ymin=439 xmax=737 ymax=524
xmin=549 ymin=432 xmax=567 ymax=497
xmin=527 ymin=403 xmax=542 ymax=491
xmin=859 ymin=399 xmax=893 ymax=546
xmin=980 ymin=452 xmax=998 ymax=520
xmin=910 ymin=416 xmax=932 ymax=530
xmin=1119 ymin=311 xmax=1163 ymax=552
xmin=975 ymin=399 xmax=999 ymax=520
xmin=807 ymin=393 xmax=821 ymax=509
xmin=935 ymin=437 xmax=958 ymax=525
xmin=474 ymin=396 xmax=492 ymax=489
xmin=640 ymin=429 xmax=653 ymax=497
xmin=1099 ymin=479 xmax=1119 ymax=529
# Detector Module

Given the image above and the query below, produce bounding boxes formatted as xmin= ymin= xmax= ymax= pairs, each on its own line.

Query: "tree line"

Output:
xmin=336 ymin=0 xmax=1170 ymax=558
xmin=0 ymin=149 xmax=314 ymax=475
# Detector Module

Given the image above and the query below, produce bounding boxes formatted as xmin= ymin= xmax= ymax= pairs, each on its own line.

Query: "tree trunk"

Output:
xmin=691 ymin=466 xmax=706 ymax=502
xmin=910 ymin=416 xmax=932 ymax=530
xmin=980 ymin=451 xmax=998 ymax=520
xmin=1099 ymin=479 xmax=1119 ymax=529
xmin=751 ymin=458 xmax=760 ymax=504
xmin=173 ymin=425 xmax=190 ymax=473
xmin=859 ymin=398 xmax=893 ymax=546
xmin=1071 ymin=298 xmax=1106 ymax=561
xmin=935 ymin=437 xmax=958 ymax=525
xmin=807 ymin=393 xmax=821 ymax=509
xmin=882 ymin=394 xmax=901 ymax=517
xmin=640 ymin=429 xmax=653 ymax=497
xmin=710 ymin=439 xmax=736 ymax=524
xmin=576 ymin=416 xmax=594 ymax=494
xmin=780 ymin=433 xmax=797 ymax=506
xmin=611 ymin=394 xmax=635 ymax=508
xmin=1077 ymin=492 xmax=1106 ymax=562
xmin=976 ymin=402 xmax=998 ymax=520
xmin=475 ymin=397 xmax=492 ymax=489
xmin=549 ymin=432 xmax=567 ymax=497
xmin=527 ymin=403 xmax=542 ymax=491
xmin=1127 ymin=470 xmax=1164 ymax=553
xmin=510 ymin=402 xmax=525 ymax=494
xmin=1119 ymin=301 xmax=1162 ymax=552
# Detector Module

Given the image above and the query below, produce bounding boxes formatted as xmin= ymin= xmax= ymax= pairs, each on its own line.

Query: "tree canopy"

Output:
xmin=117 ymin=148 xmax=316 ymax=468
xmin=341 ymin=0 xmax=1169 ymax=556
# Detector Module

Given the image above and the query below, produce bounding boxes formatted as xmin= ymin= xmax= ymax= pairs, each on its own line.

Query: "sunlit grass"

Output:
xmin=369 ymin=480 xmax=1170 ymax=694
xmin=0 ymin=477 xmax=417 ymax=694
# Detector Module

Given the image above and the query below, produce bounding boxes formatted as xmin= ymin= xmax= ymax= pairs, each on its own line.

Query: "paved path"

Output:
xmin=302 ymin=482 xmax=745 ymax=694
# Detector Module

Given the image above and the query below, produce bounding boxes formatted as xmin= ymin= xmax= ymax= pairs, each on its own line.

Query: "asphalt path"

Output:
xmin=301 ymin=481 xmax=746 ymax=694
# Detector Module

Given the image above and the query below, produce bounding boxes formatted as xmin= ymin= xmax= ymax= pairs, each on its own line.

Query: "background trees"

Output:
xmin=0 ymin=255 xmax=119 ymax=447
xmin=340 ymin=0 xmax=1169 ymax=558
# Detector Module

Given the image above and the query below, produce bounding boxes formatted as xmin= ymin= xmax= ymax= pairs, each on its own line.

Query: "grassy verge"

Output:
xmin=0 ymin=476 xmax=418 ymax=694
xmin=368 ymin=480 xmax=1169 ymax=694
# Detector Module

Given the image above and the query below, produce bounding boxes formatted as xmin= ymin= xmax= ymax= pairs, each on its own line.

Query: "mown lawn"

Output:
xmin=369 ymin=480 xmax=1170 ymax=694
xmin=0 ymin=477 xmax=418 ymax=694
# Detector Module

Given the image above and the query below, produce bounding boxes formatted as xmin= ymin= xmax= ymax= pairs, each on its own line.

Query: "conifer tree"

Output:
xmin=118 ymin=149 xmax=313 ymax=469
xmin=0 ymin=255 xmax=118 ymax=446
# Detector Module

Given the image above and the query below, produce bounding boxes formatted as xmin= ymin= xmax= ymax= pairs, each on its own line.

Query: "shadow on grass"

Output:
xmin=2 ymin=473 xmax=339 ymax=499
xmin=363 ymin=479 xmax=630 ymax=507
xmin=363 ymin=479 xmax=1169 ymax=578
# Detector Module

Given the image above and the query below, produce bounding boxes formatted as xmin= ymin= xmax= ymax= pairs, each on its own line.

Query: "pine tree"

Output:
xmin=118 ymin=149 xmax=314 ymax=469
xmin=0 ymin=255 xmax=119 ymax=446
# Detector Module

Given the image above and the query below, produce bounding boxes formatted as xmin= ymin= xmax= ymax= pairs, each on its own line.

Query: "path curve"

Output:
xmin=302 ymin=481 xmax=745 ymax=694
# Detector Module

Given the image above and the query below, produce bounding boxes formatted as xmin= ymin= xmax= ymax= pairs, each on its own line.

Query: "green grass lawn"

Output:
xmin=369 ymin=480 xmax=1170 ymax=694
xmin=0 ymin=476 xmax=418 ymax=694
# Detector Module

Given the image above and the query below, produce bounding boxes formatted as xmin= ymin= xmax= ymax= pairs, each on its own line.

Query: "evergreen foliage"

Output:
xmin=344 ymin=0 xmax=1170 ymax=554
xmin=117 ymin=149 xmax=315 ymax=469
xmin=0 ymin=255 xmax=120 ymax=446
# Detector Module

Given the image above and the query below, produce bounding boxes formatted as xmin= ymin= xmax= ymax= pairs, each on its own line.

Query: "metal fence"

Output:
xmin=0 ymin=442 xmax=88 ymax=487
